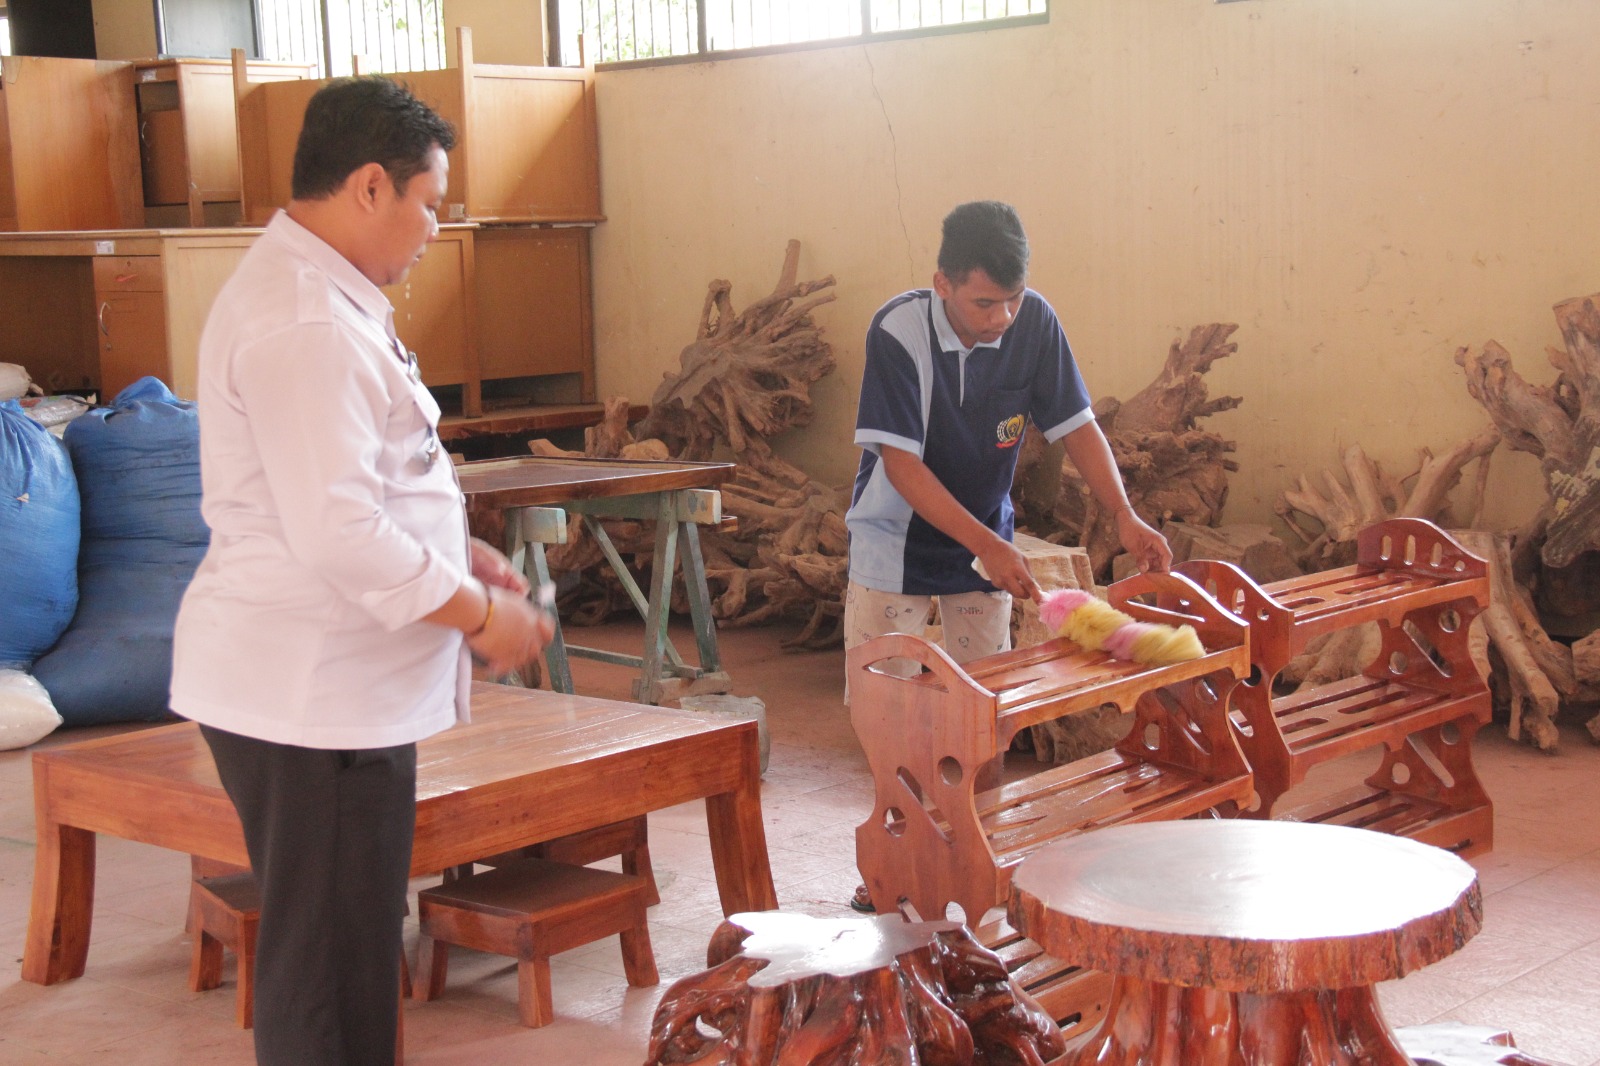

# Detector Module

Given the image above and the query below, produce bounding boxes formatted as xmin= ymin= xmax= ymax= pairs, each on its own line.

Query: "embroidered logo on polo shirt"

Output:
xmin=995 ymin=414 xmax=1025 ymax=448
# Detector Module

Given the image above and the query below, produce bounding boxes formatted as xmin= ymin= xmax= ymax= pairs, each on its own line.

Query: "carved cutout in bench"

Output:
xmin=1178 ymin=517 xmax=1494 ymax=855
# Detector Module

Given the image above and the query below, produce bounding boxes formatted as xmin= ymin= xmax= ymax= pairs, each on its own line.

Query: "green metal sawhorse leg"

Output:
xmin=506 ymin=490 xmax=730 ymax=705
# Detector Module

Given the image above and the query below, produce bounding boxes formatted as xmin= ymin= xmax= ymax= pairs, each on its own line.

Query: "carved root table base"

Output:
xmin=644 ymin=911 xmax=1066 ymax=1065
xmin=1067 ymin=979 xmax=1413 ymax=1065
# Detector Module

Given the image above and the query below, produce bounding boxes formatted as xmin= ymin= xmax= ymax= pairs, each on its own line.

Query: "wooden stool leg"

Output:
xmin=235 ymin=911 xmax=259 ymax=1029
xmin=516 ymin=954 xmax=555 ymax=1028
xmin=622 ymin=827 xmax=660 ymax=907
xmin=619 ymin=925 xmax=658 ymax=987
xmin=414 ymin=930 xmax=448 ymax=1001
xmin=189 ymin=929 xmax=224 ymax=993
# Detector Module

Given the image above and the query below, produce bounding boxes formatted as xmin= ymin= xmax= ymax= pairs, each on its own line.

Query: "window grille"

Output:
xmin=550 ymin=0 xmax=1047 ymax=67
xmin=256 ymin=0 xmax=446 ymax=77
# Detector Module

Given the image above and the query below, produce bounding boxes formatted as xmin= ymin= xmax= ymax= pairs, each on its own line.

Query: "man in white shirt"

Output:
xmin=171 ymin=78 xmax=551 ymax=1066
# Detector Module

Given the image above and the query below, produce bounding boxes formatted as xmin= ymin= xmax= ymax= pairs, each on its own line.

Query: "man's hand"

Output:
xmin=975 ymin=537 xmax=1043 ymax=602
xmin=1115 ymin=508 xmax=1172 ymax=574
xmin=469 ymin=537 xmax=530 ymax=596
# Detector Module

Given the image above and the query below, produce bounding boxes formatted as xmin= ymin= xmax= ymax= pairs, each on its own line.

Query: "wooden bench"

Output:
xmin=849 ymin=570 xmax=1252 ymax=1039
xmin=1176 ymin=518 xmax=1494 ymax=855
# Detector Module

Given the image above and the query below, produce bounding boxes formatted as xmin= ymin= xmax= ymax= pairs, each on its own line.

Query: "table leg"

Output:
xmin=1068 ymin=977 xmax=1412 ymax=1066
xmin=703 ymin=731 xmax=777 ymax=915
xmin=678 ymin=520 xmax=724 ymax=677
xmin=636 ymin=494 xmax=681 ymax=705
xmin=23 ymin=768 xmax=96 ymax=984
xmin=528 ymin=541 xmax=575 ymax=694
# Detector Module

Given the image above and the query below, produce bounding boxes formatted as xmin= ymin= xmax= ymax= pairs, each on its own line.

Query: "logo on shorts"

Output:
xmin=995 ymin=414 xmax=1024 ymax=448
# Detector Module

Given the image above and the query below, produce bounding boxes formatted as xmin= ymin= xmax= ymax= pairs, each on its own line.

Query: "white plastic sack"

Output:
xmin=0 ymin=670 xmax=64 ymax=750
xmin=0 ymin=363 xmax=32 ymax=402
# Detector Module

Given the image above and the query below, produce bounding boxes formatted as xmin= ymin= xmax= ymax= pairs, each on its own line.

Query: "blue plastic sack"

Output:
xmin=32 ymin=378 xmax=209 ymax=725
xmin=0 ymin=401 xmax=80 ymax=668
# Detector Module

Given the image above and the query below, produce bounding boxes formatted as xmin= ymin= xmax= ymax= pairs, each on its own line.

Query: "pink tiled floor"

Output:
xmin=2 ymin=619 xmax=1598 ymax=1064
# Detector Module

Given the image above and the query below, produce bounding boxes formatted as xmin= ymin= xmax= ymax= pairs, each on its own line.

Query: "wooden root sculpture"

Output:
xmin=1016 ymin=324 xmax=1242 ymax=579
xmin=1451 ymin=291 xmax=1600 ymax=745
xmin=644 ymin=912 xmax=1067 ymax=1066
xmin=1275 ymin=430 xmax=1500 ymax=572
xmin=635 ymin=240 xmax=837 ymax=475
xmin=531 ymin=243 xmax=850 ymax=643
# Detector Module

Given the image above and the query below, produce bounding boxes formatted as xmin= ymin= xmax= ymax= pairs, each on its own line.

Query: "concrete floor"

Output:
xmin=1 ymin=618 xmax=1598 ymax=1064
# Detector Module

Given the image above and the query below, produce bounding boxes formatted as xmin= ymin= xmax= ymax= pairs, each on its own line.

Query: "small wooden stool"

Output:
xmin=450 ymin=816 xmax=660 ymax=906
xmin=188 ymin=872 xmax=261 ymax=1028
xmin=188 ymin=872 xmax=414 ymax=1036
xmin=415 ymin=857 xmax=658 ymax=1028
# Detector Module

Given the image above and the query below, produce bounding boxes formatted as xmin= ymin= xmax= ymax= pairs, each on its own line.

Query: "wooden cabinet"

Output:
xmin=385 ymin=229 xmax=476 ymax=392
xmin=235 ymin=27 xmax=601 ymax=226
xmin=134 ymin=58 xmax=315 ymax=228
xmin=474 ymin=226 xmax=594 ymax=399
xmin=0 ymin=56 xmax=143 ymax=232
xmin=93 ymin=256 xmax=168 ymax=400
xmin=0 ymin=225 xmax=591 ymax=414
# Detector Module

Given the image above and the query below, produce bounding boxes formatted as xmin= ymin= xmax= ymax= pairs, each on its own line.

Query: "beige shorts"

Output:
xmin=842 ymin=581 xmax=1012 ymax=703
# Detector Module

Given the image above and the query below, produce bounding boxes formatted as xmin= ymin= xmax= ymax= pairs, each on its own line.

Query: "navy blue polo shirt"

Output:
xmin=846 ymin=288 xmax=1094 ymax=596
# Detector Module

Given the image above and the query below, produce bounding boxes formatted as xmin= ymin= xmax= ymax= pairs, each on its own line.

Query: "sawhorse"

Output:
xmin=506 ymin=490 xmax=732 ymax=705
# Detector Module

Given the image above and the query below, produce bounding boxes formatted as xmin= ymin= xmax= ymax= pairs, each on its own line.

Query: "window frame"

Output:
xmin=548 ymin=2 xmax=1048 ymax=71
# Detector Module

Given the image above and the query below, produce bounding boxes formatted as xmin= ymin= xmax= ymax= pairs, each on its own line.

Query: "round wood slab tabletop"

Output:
xmin=1009 ymin=820 xmax=1482 ymax=994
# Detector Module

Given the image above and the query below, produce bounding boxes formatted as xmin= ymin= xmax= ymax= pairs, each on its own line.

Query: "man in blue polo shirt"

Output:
xmin=845 ymin=200 xmax=1171 ymax=679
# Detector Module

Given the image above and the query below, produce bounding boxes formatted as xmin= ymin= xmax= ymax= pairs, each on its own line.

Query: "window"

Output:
xmin=256 ymin=0 xmax=446 ymax=77
xmin=0 ymin=12 xmax=10 ymax=57
xmin=550 ymin=0 xmax=1047 ymax=67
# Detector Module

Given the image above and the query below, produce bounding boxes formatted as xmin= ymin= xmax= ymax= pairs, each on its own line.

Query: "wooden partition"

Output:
xmin=0 ymin=56 xmax=143 ymax=232
xmin=235 ymin=27 xmax=600 ymax=225
xmin=136 ymin=57 xmax=315 ymax=227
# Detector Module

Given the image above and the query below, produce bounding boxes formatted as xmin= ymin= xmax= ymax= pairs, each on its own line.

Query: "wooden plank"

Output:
xmin=437 ymin=401 xmax=646 ymax=441
xmin=456 ymin=455 xmax=735 ymax=511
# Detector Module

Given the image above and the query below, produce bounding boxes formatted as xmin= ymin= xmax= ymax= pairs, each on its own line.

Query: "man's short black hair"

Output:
xmin=291 ymin=77 xmax=457 ymax=201
xmin=937 ymin=201 xmax=1030 ymax=289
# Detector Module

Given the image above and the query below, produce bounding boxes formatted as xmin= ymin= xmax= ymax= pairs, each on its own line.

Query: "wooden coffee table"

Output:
xmin=25 ymin=681 xmax=777 ymax=985
xmin=1009 ymin=820 xmax=1482 ymax=1065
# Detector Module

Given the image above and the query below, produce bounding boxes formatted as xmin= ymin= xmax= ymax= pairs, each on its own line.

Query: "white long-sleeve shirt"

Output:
xmin=171 ymin=211 xmax=470 ymax=749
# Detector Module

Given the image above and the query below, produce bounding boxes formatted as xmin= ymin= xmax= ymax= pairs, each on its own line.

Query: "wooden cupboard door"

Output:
xmin=162 ymin=237 xmax=256 ymax=400
xmin=97 ymin=290 xmax=168 ymax=401
xmin=385 ymin=230 xmax=473 ymax=390
xmin=473 ymin=227 xmax=593 ymax=398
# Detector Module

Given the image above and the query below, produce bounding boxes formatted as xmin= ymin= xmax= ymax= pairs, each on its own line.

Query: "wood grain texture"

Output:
xmin=1176 ymin=517 xmax=1494 ymax=855
xmin=1010 ymin=821 xmax=1481 ymax=1066
xmin=645 ymin=912 xmax=1066 ymax=1066
xmin=24 ymin=682 xmax=774 ymax=986
xmin=456 ymin=454 xmax=734 ymax=512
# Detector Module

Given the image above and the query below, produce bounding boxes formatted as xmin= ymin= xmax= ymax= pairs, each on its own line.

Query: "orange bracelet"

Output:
xmin=466 ymin=585 xmax=495 ymax=637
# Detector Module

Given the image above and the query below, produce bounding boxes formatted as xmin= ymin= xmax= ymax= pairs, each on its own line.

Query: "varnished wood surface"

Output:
xmin=1011 ymin=821 xmax=1482 ymax=1065
xmin=646 ymin=912 xmax=1067 ymax=1065
xmin=456 ymin=454 xmax=735 ymax=512
xmin=1010 ymin=820 xmax=1481 ymax=993
xmin=25 ymin=682 xmax=775 ymax=985
xmin=437 ymin=402 xmax=647 ymax=442
xmin=850 ymin=570 xmax=1255 ymax=928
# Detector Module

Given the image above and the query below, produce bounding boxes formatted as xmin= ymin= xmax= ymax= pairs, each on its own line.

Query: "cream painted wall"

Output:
xmin=92 ymin=0 xmax=157 ymax=58
xmin=584 ymin=0 xmax=1597 ymax=532
xmin=447 ymin=0 xmax=544 ymax=66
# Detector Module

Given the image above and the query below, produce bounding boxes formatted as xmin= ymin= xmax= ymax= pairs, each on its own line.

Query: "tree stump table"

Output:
xmin=1009 ymin=821 xmax=1482 ymax=1065
xmin=643 ymin=910 xmax=1067 ymax=1065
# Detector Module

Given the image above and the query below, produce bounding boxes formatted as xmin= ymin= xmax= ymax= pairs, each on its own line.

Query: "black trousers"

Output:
xmin=201 ymin=725 xmax=416 ymax=1066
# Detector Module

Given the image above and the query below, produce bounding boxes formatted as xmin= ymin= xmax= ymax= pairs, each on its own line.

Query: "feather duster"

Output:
xmin=1038 ymin=588 xmax=1203 ymax=666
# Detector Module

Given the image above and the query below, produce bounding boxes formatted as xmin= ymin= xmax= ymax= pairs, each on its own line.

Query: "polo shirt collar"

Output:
xmin=265 ymin=210 xmax=396 ymax=337
xmin=930 ymin=293 xmax=1003 ymax=356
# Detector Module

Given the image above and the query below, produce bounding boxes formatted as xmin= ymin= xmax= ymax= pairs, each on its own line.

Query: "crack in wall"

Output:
xmin=863 ymin=46 xmax=915 ymax=283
